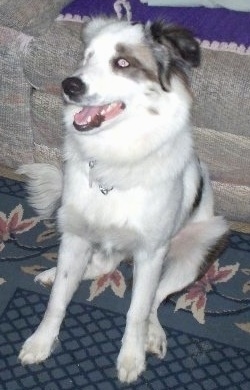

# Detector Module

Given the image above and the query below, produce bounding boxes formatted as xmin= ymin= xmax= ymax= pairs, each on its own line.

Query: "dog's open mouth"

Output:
xmin=73 ymin=101 xmax=126 ymax=131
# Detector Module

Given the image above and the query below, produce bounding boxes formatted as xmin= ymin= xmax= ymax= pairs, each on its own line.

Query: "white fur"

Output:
xmin=18 ymin=17 xmax=228 ymax=383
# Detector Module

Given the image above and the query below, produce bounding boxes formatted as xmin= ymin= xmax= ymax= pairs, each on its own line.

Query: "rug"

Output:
xmin=0 ymin=176 xmax=250 ymax=390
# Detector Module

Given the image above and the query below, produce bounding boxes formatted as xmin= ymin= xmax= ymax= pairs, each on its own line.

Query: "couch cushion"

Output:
xmin=193 ymin=127 xmax=250 ymax=221
xmin=191 ymin=48 xmax=250 ymax=138
xmin=0 ymin=0 xmax=71 ymax=36
xmin=23 ymin=21 xmax=84 ymax=165
xmin=23 ymin=21 xmax=84 ymax=90
xmin=0 ymin=27 xmax=34 ymax=167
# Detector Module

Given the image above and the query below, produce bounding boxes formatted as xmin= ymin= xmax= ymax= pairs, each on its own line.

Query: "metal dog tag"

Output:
xmin=88 ymin=160 xmax=113 ymax=195
xmin=99 ymin=184 xmax=113 ymax=195
xmin=89 ymin=160 xmax=95 ymax=188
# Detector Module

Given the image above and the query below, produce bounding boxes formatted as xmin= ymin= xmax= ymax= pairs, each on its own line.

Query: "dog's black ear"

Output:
xmin=147 ymin=21 xmax=200 ymax=91
xmin=150 ymin=21 xmax=200 ymax=67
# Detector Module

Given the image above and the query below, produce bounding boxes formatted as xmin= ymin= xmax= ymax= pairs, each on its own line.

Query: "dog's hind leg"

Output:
xmin=83 ymin=251 xmax=124 ymax=279
xmin=146 ymin=216 xmax=228 ymax=358
xmin=19 ymin=233 xmax=92 ymax=365
xmin=35 ymin=251 xmax=124 ymax=287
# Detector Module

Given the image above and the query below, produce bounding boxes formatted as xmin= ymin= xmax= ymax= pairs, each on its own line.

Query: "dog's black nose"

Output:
xmin=62 ymin=77 xmax=86 ymax=98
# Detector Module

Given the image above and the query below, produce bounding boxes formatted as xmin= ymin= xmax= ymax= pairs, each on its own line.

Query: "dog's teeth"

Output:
xmin=106 ymin=105 xmax=112 ymax=112
xmin=87 ymin=116 xmax=92 ymax=123
xmin=100 ymin=109 xmax=106 ymax=115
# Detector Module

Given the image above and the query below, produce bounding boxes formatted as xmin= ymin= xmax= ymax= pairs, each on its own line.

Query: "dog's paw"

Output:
xmin=18 ymin=333 xmax=58 ymax=365
xmin=35 ymin=267 xmax=56 ymax=287
xmin=146 ymin=319 xmax=167 ymax=359
xmin=117 ymin=345 xmax=145 ymax=383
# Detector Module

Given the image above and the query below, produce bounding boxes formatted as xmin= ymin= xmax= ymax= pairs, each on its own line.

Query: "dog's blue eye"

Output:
xmin=115 ymin=58 xmax=130 ymax=68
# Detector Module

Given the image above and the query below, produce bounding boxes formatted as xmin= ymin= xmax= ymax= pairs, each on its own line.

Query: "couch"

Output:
xmin=0 ymin=0 xmax=249 ymax=224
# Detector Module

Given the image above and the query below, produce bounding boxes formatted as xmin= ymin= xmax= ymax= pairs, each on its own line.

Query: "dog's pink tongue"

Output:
xmin=74 ymin=106 xmax=104 ymax=126
xmin=73 ymin=102 xmax=125 ymax=131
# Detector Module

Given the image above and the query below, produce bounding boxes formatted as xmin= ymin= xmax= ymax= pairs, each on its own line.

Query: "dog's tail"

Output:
xmin=17 ymin=163 xmax=63 ymax=218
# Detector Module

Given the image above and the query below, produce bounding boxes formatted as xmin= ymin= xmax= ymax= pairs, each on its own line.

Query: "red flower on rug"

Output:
xmin=0 ymin=204 xmax=38 ymax=251
xmin=88 ymin=269 xmax=126 ymax=301
xmin=175 ymin=259 xmax=239 ymax=324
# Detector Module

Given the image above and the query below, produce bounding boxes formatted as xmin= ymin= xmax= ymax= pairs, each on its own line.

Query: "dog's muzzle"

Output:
xmin=62 ymin=77 xmax=126 ymax=132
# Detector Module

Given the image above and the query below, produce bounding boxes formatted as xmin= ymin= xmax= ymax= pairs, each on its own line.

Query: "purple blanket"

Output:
xmin=62 ymin=0 xmax=250 ymax=47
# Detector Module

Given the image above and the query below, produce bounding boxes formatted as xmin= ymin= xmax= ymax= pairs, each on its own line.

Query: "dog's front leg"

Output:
xmin=19 ymin=232 xmax=92 ymax=365
xmin=117 ymin=247 xmax=166 ymax=383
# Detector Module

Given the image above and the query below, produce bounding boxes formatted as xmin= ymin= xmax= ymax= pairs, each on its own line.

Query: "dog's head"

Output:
xmin=62 ymin=17 xmax=200 ymax=133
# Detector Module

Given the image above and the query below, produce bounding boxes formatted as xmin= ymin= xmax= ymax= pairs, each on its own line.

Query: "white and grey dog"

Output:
xmin=18 ymin=17 xmax=227 ymax=383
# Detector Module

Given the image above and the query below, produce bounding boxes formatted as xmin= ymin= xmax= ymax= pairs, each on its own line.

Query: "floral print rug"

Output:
xmin=0 ymin=176 xmax=250 ymax=389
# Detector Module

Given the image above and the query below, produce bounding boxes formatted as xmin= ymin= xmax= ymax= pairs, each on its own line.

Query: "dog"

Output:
xmin=18 ymin=17 xmax=228 ymax=383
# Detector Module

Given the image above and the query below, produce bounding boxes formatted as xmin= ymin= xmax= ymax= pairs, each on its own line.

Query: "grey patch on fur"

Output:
xmin=147 ymin=107 xmax=159 ymax=115
xmin=111 ymin=43 xmax=158 ymax=83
